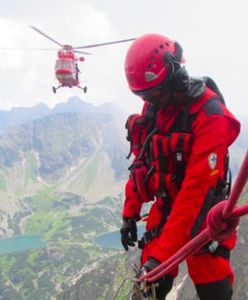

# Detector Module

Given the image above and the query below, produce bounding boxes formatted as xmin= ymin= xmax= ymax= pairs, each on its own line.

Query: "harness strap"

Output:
xmin=157 ymin=138 xmax=168 ymax=197
xmin=126 ymin=137 xmax=133 ymax=159
xmin=138 ymin=227 xmax=160 ymax=249
xmin=139 ymin=200 xmax=171 ymax=248
xmin=137 ymin=127 xmax=159 ymax=161
xmin=212 ymin=245 xmax=230 ymax=260
xmin=223 ymin=152 xmax=232 ymax=199
xmin=196 ymin=241 xmax=231 ymax=260
xmin=173 ymin=133 xmax=187 ymax=186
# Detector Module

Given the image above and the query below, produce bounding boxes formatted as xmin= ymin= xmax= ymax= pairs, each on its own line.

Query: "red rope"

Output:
xmin=140 ymin=150 xmax=248 ymax=283
xmin=222 ymin=150 xmax=248 ymax=219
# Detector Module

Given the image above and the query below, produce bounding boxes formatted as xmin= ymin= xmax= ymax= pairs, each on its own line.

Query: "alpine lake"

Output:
xmin=0 ymin=234 xmax=45 ymax=255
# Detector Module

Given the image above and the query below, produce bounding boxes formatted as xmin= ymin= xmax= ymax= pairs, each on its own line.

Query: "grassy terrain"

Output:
xmin=0 ymin=185 xmax=123 ymax=300
xmin=24 ymin=152 xmax=38 ymax=185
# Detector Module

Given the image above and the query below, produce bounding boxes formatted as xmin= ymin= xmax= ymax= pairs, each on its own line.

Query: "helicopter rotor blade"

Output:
xmin=0 ymin=47 xmax=92 ymax=55
xmin=73 ymin=38 xmax=136 ymax=49
xmin=0 ymin=47 xmax=61 ymax=51
xmin=30 ymin=25 xmax=64 ymax=48
xmin=73 ymin=49 xmax=92 ymax=55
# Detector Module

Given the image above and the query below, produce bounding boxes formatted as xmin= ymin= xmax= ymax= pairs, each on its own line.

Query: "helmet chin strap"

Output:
xmin=162 ymin=40 xmax=190 ymax=95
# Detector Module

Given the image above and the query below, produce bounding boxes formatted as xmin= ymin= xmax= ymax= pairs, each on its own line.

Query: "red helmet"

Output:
xmin=125 ymin=33 xmax=184 ymax=92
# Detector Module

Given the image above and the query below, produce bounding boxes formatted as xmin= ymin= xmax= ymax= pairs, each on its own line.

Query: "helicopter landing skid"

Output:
xmin=52 ymin=85 xmax=62 ymax=94
xmin=52 ymin=85 xmax=87 ymax=94
xmin=78 ymin=86 xmax=87 ymax=93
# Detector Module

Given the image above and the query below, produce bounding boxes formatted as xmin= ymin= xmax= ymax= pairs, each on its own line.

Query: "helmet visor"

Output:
xmin=133 ymin=85 xmax=162 ymax=102
xmin=132 ymin=79 xmax=172 ymax=103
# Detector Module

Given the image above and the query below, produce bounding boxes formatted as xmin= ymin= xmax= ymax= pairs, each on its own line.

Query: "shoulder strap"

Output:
xmin=202 ymin=76 xmax=226 ymax=104
xmin=202 ymin=97 xmax=224 ymax=116
xmin=178 ymin=76 xmax=226 ymax=132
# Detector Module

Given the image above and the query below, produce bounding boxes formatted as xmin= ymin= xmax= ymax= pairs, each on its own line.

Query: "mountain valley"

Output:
xmin=0 ymin=97 xmax=247 ymax=300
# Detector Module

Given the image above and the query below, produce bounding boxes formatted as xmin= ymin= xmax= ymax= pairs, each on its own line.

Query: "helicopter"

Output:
xmin=30 ymin=26 xmax=136 ymax=94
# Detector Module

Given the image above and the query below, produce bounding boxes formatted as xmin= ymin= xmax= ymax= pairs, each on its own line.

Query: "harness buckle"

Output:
xmin=208 ymin=241 xmax=219 ymax=253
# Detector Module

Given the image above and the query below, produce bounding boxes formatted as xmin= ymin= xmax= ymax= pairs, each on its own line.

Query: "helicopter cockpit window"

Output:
xmin=55 ymin=60 xmax=75 ymax=70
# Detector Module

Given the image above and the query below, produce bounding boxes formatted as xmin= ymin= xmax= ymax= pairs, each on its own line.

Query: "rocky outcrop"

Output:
xmin=58 ymin=209 xmax=248 ymax=300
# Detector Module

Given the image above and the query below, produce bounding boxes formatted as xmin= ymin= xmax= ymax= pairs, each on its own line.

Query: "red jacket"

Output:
xmin=122 ymin=87 xmax=240 ymax=263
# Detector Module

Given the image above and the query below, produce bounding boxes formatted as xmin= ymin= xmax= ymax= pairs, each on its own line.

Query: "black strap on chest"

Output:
xmin=126 ymin=103 xmax=158 ymax=160
xmin=166 ymin=99 xmax=196 ymax=188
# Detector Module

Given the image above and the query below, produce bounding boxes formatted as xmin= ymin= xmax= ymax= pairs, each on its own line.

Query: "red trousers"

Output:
xmin=141 ymin=233 xmax=236 ymax=285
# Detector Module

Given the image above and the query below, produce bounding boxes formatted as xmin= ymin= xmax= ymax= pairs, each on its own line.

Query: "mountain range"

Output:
xmin=0 ymin=97 xmax=246 ymax=300
xmin=0 ymin=97 xmax=131 ymax=299
xmin=0 ymin=97 xmax=129 ymax=232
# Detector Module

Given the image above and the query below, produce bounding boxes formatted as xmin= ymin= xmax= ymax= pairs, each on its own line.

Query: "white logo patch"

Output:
xmin=208 ymin=153 xmax=217 ymax=170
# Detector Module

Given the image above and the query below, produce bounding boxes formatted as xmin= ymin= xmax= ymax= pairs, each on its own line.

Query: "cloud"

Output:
xmin=0 ymin=0 xmax=247 ymax=116
xmin=0 ymin=1 xmax=119 ymax=109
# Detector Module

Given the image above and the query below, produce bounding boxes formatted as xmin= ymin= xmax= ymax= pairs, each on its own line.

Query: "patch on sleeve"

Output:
xmin=203 ymin=98 xmax=224 ymax=116
xmin=208 ymin=152 xmax=217 ymax=170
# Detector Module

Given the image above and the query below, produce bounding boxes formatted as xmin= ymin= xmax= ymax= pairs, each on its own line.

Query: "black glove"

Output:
xmin=137 ymin=258 xmax=161 ymax=298
xmin=137 ymin=258 xmax=174 ymax=299
xmin=120 ymin=218 xmax=137 ymax=251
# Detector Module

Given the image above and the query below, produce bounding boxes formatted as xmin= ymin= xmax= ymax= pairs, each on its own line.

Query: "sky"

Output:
xmin=0 ymin=0 xmax=248 ymax=118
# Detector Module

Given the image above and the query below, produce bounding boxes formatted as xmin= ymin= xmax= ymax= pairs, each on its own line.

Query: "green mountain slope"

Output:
xmin=0 ymin=99 xmax=246 ymax=300
xmin=0 ymin=99 xmax=132 ymax=299
xmin=0 ymin=108 xmax=129 ymax=230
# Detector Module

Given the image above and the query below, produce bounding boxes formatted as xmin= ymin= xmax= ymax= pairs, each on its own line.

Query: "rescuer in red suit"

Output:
xmin=120 ymin=34 xmax=240 ymax=300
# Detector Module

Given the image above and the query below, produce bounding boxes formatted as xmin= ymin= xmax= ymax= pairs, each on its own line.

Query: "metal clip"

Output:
xmin=208 ymin=241 xmax=219 ymax=253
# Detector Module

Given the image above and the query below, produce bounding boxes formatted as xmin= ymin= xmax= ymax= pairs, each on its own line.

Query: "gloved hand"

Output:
xmin=136 ymin=257 xmax=161 ymax=298
xmin=120 ymin=218 xmax=137 ymax=251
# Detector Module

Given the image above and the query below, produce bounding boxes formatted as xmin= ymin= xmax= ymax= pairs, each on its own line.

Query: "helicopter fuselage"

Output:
xmin=55 ymin=50 xmax=79 ymax=87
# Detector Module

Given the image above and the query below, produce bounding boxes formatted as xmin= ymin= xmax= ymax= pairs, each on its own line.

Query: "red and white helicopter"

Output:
xmin=30 ymin=26 xmax=135 ymax=94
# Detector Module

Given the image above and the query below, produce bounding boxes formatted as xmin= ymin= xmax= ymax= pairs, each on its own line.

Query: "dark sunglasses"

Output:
xmin=132 ymin=85 xmax=164 ymax=101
